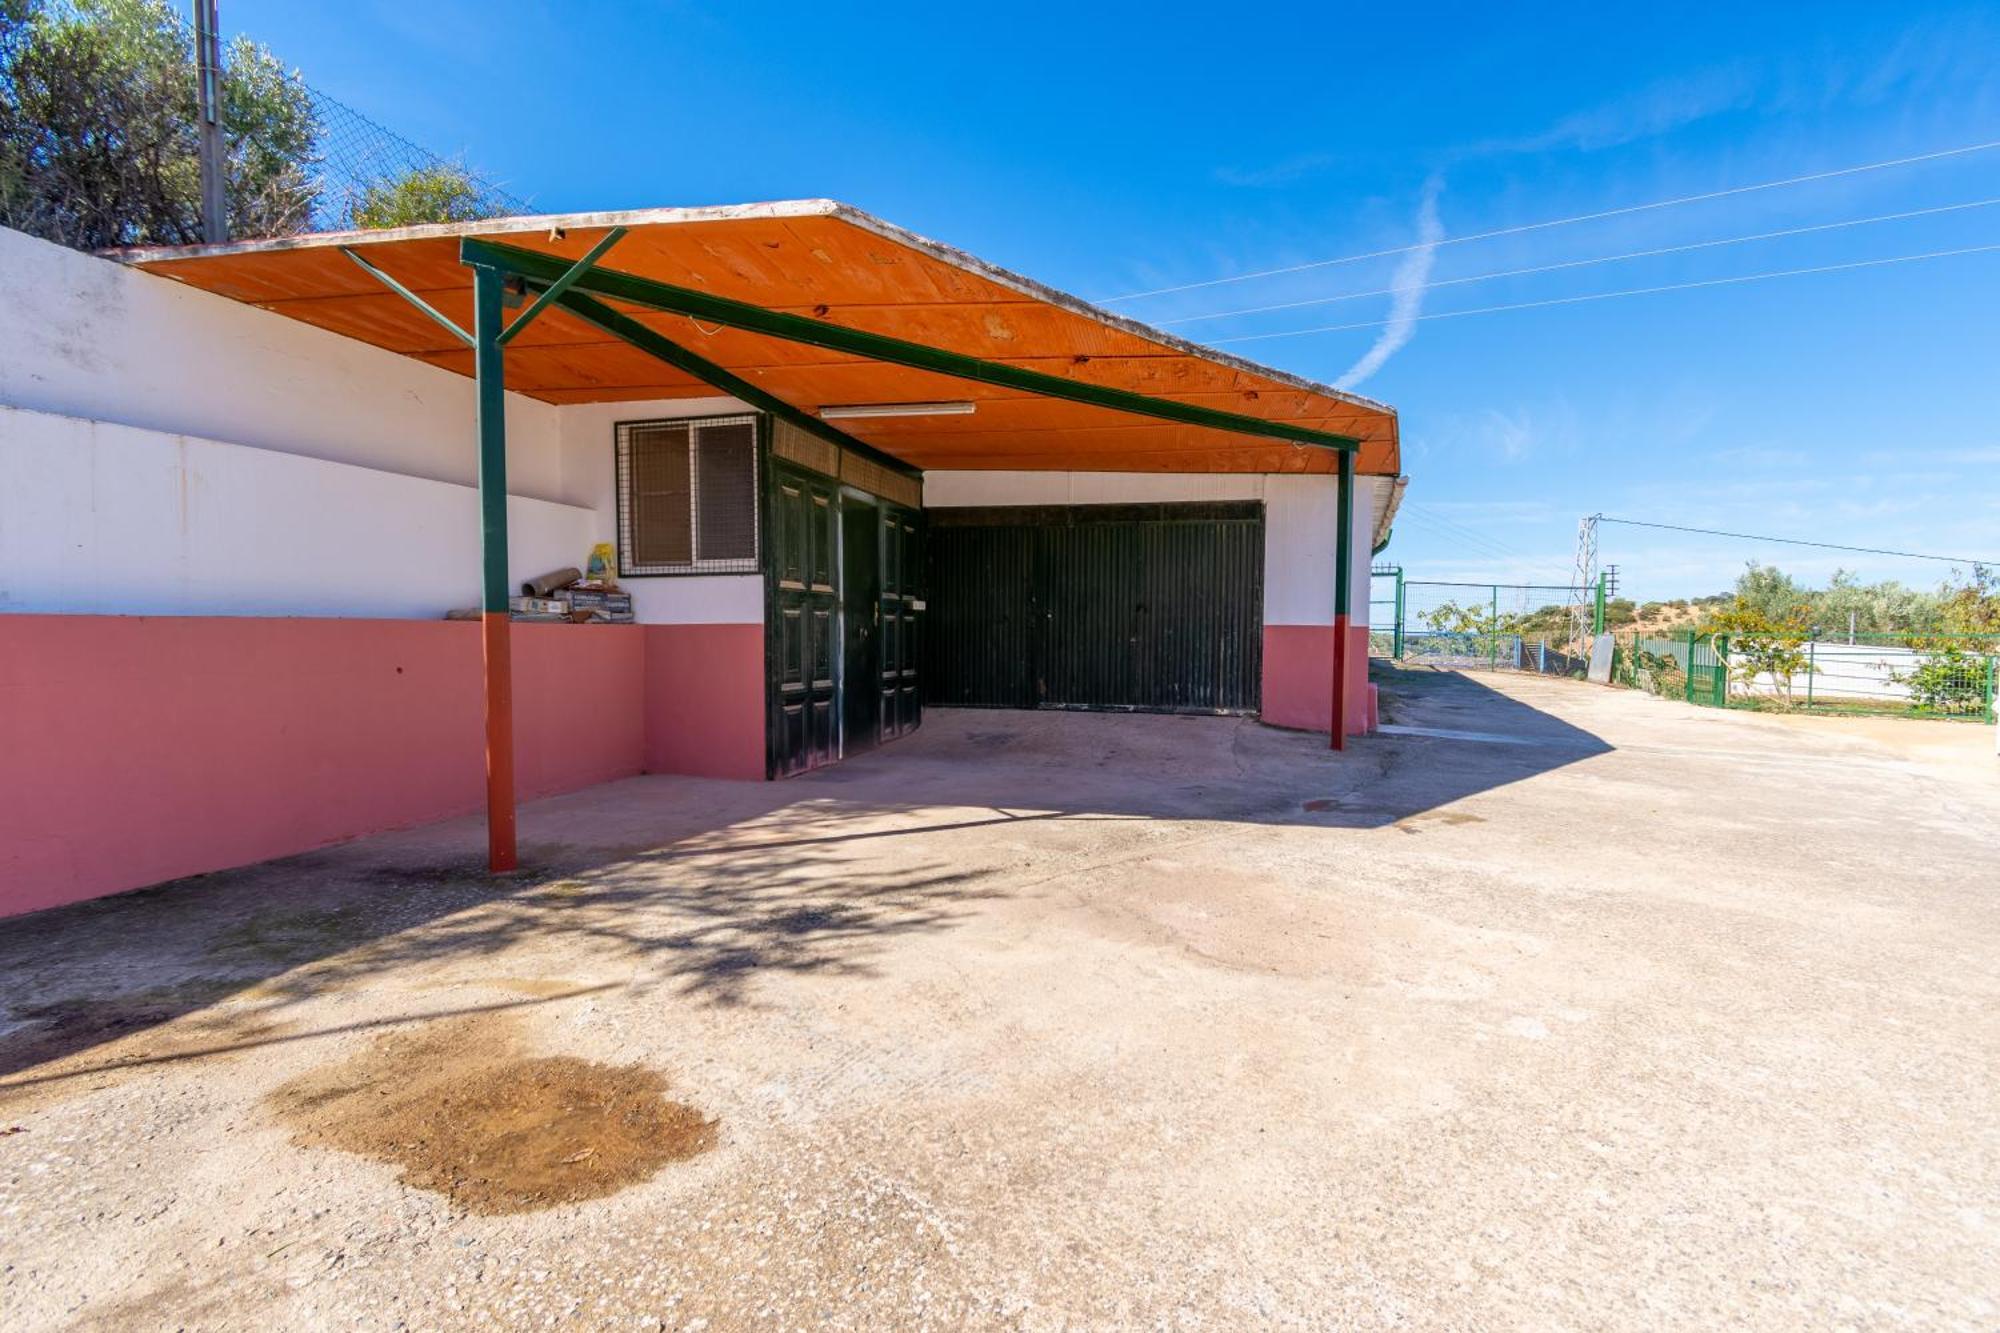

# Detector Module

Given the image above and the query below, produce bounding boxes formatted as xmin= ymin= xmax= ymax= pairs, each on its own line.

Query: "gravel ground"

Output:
xmin=2 ymin=666 xmax=1997 ymax=1331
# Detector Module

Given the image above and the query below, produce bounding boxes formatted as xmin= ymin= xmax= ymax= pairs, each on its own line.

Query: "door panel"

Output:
xmin=766 ymin=463 xmax=839 ymax=777
xmin=766 ymin=452 xmax=926 ymax=776
xmin=923 ymin=502 xmax=1264 ymax=714
xmin=840 ymin=497 xmax=881 ymax=754
xmin=879 ymin=505 xmax=924 ymax=738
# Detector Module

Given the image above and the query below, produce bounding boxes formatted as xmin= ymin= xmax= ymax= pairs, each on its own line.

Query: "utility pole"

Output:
xmin=193 ymin=0 xmax=227 ymax=243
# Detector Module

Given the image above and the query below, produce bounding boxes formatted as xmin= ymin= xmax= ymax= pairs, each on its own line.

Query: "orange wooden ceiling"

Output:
xmin=118 ymin=201 xmax=1400 ymax=476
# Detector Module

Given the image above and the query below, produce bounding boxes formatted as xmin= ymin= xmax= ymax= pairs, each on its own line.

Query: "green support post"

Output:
xmin=1489 ymin=585 xmax=1500 ymax=670
xmin=1393 ymin=568 xmax=1406 ymax=660
xmin=471 ymin=262 xmax=516 ymax=874
xmin=1593 ymin=571 xmax=1606 ymax=636
xmin=1984 ymin=654 xmax=1995 ymax=724
xmin=1330 ymin=449 xmax=1355 ymax=751
xmin=1684 ymin=630 xmax=1696 ymax=703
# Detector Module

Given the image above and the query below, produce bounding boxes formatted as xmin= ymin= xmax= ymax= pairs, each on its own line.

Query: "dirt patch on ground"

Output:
xmin=268 ymin=1017 xmax=716 ymax=1215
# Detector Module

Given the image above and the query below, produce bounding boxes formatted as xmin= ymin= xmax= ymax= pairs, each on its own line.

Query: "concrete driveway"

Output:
xmin=4 ymin=668 xmax=1998 ymax=1330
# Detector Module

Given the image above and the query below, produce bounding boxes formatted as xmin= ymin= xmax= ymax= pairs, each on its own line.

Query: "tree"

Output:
xmin=1891 ymin=565 xmax=2000 ymax=713
xmin=1711 ymin=604 xmax=1810 ymax=706
xmin=1728 ymin=562 xmax=1812 ymax=627
xmin=1890 ymin=649 xmax=1986 ymax=715
xmin=1421 ymin=599 xmax=1492 ymax=637
xmin=350 ymin=162 xmax=490 ymax=230
xmin=1935 ymin=565 xmax=2000 ymax=638
xmin=0 ymin=0 xmax=316 ymax=249
xmin=1814 ymin=569 xmax=1940 ymax=639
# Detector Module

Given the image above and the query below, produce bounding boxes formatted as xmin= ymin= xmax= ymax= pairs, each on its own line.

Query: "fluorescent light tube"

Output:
xmin=818 ymin=401 xmax=976 ymax=420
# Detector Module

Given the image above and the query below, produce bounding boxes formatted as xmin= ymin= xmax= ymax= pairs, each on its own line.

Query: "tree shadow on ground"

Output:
xmin=0 ymin=666 xmax=1609 ymax=1090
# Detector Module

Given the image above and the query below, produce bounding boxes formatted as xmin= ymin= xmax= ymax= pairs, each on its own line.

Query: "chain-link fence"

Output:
xmin=164 ymin=6 xmax=530 ymax=234
xmin=1609 ymin=632 xmax=1727 ymax=707
xmin=306 ymin=88 xmax=527 ymax=232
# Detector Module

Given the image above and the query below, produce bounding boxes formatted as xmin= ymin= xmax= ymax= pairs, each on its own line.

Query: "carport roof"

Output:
xmin=113 ymin=200 xmax=1400 ymax=477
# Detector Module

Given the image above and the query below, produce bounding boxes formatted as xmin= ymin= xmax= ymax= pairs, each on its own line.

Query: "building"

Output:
xmin=0 ymin=203 xmax=1403 ymax=916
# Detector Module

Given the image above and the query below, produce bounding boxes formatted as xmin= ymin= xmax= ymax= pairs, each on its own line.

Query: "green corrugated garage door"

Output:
xmin=923 ymin=502 xmax=1264 ymax=714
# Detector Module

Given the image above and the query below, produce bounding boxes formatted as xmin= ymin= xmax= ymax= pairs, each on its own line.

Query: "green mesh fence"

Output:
xmin=1392 ymin=581 xmax=1591 ymax=677
xmin=1611 ymin=629 xmax=1998 ymax=721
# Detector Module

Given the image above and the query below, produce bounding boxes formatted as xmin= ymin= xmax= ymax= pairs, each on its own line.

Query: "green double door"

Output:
xmin=765 ymin=459 xmax=921 ymax=778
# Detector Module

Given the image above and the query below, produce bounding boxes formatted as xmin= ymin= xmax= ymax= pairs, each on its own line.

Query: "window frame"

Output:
xmin=613 ymin=413 xmax=764 ymax=578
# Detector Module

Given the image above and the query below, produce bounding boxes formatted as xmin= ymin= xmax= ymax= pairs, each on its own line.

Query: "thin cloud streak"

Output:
xmin=1335 ymin=179 xmax=1443 ymax=390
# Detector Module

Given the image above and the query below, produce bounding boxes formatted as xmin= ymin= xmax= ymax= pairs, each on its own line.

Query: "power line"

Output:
xmin=1401 ymin=502 xmax=1539 ymax=561
xmin=1399 ymin=511 xmax=1525 ymax=566
xmin=1397 ymin=505 xmax=1576 ymax=583
xmin=1208 ymin=240 xmax=2000 ymax=344
xmin=1159 ymin=195 xmax=2000 ymax=327
xmin=1099 ymin=135 xmax=2000 ymax=303
xmin=1598 ymin=517 xmax=1999 ymax=567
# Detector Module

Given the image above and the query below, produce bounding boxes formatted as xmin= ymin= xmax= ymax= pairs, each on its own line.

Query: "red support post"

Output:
xmin=1330 ymin=449 xmax=1355 ymax=751
xmin=482 ymin=611 xmax=517 ymax=871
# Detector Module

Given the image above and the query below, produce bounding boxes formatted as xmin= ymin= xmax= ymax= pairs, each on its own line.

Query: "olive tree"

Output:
xmin=0 ymin=0 xmax=316 ymax=248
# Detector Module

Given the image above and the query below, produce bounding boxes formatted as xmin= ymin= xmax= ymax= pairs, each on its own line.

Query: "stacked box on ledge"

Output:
xmin=561 ymin=588 xmax=635 ymax=623
xmin=508 ymin=595 xmax=567 ymax=622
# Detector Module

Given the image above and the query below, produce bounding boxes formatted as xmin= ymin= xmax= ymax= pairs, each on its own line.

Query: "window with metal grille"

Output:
xmin=615 ymin=416 xmax=760 ymax=575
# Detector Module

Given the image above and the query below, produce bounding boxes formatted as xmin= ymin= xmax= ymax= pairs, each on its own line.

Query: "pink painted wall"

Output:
xmin=1259 ymin=625 xmax=1373 ymax=738
xmin=641 ymin=624 xmax=766 ymax=781
xmin=0 ymin=616 xmax=647 ymax=918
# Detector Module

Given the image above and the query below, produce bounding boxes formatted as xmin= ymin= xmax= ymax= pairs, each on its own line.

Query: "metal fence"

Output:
xmin=1368 ymin=564 xmax=2000 ymax=723
xmin=1371 ymin=578 xmax=1592 ymax=679
xmin=1611 ymin=632 xmax=1728 ymax=707
xmin=1399 ymin=631 xmax=1591 ymax=676
xmin=162 ymin=6 xmax=528 ymax=237
xmin=1611 ymin=629 xmax=1998 ymax=721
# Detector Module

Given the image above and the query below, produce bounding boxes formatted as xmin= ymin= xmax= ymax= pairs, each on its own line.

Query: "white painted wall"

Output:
xmin=920 ymin=470 xmax=1382 ymax=629
xmin=0 ymin=227 xmax=758 ymax=626
xmin=1 ymin=226 xmax=565 ymax=501
xmin=1729 ymin=639 xmax=1992 ymax=707
xmin=0 ymin=405 xmax=596 ymax=619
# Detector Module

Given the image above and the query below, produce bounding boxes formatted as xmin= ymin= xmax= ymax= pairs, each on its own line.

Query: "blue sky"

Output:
xmin=227 ymin=1 xmax=2000 ymax=604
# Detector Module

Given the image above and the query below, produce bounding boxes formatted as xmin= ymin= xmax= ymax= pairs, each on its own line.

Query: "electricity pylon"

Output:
xmin=1568 ymin=513 xmax=1600 ymax=654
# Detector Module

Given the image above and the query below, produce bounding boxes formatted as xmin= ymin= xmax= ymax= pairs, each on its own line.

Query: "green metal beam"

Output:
xmin=470 ymin=263 xmax=510 ymax=613
xmin=554 ymin=291 xmax=923 ymax=481
xmin=497 ymin=227 xmax=627 ymax=346
xmin=459 ymin=236 xmax=1362 ymax=454
xmin=341 ymin=247 xmax=472 ymax=346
